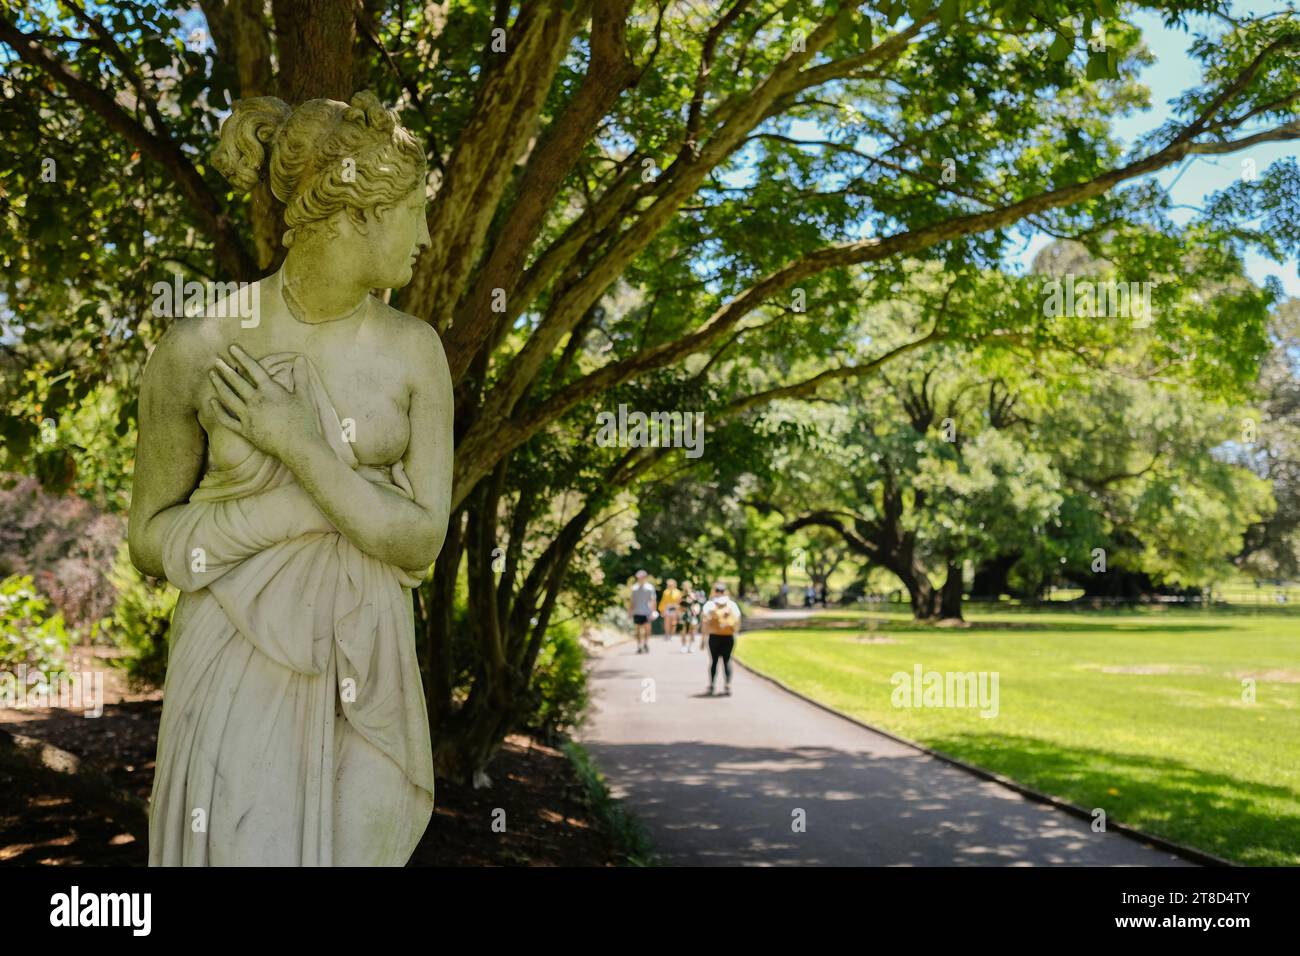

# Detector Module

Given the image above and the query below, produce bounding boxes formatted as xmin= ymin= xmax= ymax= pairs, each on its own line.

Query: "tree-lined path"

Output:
xmin=579 ymin=616 xmax=1193 ymax=867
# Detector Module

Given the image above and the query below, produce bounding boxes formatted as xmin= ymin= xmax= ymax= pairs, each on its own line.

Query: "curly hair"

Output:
xmin=212 ymin=91 xmax=427 ymax=248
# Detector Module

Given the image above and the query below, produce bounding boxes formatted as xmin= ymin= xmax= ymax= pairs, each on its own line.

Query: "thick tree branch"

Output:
xmin=401 ymin=0 xmax=589 ymax=333
xmin=472 ymin=11 xmax=847 ymax=435
xmin=443 ymin=0 xmax=638 ymax=383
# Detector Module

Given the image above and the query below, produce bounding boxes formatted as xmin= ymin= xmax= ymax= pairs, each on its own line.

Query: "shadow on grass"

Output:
xmin=923 ymin=731 xmax=1300 ymax=866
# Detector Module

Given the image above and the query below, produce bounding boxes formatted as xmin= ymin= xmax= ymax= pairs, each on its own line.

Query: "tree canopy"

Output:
xmin=2 ymin=0 xmax=1298 ymax=776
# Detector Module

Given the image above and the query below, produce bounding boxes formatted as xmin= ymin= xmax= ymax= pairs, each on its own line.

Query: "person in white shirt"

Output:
xmin=700 ymin=581 xmax=742 ymax=695
xmin=628 ymin=569 xmax=657 ymax=654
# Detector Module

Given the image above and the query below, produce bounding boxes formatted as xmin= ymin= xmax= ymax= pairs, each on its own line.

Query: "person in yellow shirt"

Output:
xmin=659 ymin=578 xmax=683 ymax=644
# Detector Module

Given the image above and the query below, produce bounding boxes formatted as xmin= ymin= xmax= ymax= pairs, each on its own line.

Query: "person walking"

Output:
xmin=659 ymin=578 xmax=683 ymax=644
xmin=679 ymin=579 xmax=701 ymax=653
xmin=701 ymin=581 xmax=742 ymax=695
xmin=628 ymin=570 xmax=657 ymax=654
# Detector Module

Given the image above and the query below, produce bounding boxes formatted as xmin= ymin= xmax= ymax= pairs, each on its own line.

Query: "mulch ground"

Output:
xmin=0 ymin=653 xmax=623 ymax=867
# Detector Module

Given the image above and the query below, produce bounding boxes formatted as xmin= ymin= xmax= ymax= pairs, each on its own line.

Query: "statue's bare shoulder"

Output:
xmin=142 ymin=310 xmax=237 ymax=414
xmin=370 ymin=299 xmax=452 ymax=405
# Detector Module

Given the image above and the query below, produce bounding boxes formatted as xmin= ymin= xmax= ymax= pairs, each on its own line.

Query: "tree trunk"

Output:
xmin=902 ymin=569 xmax=937 ymax=620
xmin=270 ymin=0 xmax=356 ymax=104
xmin=939 ymin=559 xmax=964 ymax=621
xmin=417 ymin=455 xmax=597 ymax=783
xmin=971 ymin=552 xmax=1017 ymax=599
xmin=201 ymin=0 xmax=282 ymax=269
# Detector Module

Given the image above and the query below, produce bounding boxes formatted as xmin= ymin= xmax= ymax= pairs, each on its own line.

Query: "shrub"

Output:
xmin=521 ymin=618 xmax=590 ymax=742
xmin=0 ymin=574 xmax=71 ymax=679
xmin=104 ymin=542 xmax=176 ymax=690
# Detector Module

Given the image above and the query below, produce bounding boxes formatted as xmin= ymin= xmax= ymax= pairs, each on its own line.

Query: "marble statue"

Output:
xmin=127 ymin=92 xmax=452 ymax=866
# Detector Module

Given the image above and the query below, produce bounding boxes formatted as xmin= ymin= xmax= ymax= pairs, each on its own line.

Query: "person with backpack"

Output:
xmin=700 ymin=580 xmax=742 ymax=695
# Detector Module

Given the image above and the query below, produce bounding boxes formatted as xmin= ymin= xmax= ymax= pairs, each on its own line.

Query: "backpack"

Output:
xmin=707 ymin=600 xmax=739 ymax=635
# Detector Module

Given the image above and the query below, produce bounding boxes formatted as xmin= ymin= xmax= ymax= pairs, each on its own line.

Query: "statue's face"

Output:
xmin=359 ymin=184 xmax=430 ymax=289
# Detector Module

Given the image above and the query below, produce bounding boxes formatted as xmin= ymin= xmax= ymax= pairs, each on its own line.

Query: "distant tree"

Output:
xmin=1236 ymin=298 xmax=1300 ymax=578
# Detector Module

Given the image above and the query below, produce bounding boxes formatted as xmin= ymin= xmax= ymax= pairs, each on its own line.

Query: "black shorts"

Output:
xmin=633 ymin=613 xmax=649 ymax=625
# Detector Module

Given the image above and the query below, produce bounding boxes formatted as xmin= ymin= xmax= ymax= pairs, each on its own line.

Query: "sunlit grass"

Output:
xmin=739 ymin=608 xmax=1300 ymax=865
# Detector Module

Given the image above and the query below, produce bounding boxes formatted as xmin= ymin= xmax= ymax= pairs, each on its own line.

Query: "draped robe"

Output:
xmin=148 ymin=353 xmax=434 ymax=866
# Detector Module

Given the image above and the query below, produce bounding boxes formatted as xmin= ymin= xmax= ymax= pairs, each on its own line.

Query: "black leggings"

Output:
xmin=708 ymin=634 xmax=735 ymax=684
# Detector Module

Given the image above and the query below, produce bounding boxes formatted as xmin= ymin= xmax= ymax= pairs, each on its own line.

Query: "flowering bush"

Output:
xmin=0 ymin=474 xmax=123 ymax=637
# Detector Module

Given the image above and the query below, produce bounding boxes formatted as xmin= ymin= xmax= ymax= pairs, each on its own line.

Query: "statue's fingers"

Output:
xmin=213 ymin=358 xmax=256 ymax=399
xmin=210 ymin=369 xmax=249 ymax=410
xmin=208 ymin=398 xmax=245 ymax=434
xmin=228 ymin=344 xmax=275 ymax=389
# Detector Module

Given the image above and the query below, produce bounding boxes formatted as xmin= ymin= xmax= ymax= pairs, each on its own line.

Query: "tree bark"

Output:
xmin=898 ymin=561 xmax=938 ymax=621
xmin=971 ymin=553 xmax=1018 ymax=599
xmin=270 ymin=0 xmax=356 ymax=104
xmin=202 ymin=0 xmax=283 ymax=270
xmin=939 ymin=559 xmax=964 ymax=621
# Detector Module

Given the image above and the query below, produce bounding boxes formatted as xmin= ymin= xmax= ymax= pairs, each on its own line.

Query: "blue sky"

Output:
xmin=770 ymin=2 xmax=1298 ymax=296
xmin=1021 ymin=3 xmax=1298 ymax=294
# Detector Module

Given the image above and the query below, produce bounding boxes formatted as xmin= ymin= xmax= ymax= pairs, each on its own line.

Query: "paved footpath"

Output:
xmin=579 ymin=623 xmax=1193 ymax=867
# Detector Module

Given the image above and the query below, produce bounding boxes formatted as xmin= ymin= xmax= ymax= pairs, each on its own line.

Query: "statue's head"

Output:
xmin=213 ymin=91 xmax=429 ymax=289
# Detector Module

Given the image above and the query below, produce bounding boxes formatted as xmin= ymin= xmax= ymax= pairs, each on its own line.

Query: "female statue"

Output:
xmin=127 ymin=92 xmax=451 ymax=866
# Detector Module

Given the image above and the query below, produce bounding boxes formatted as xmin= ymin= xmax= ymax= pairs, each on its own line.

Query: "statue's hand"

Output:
xmin=209 ymin=345 xmax=321 ymax=463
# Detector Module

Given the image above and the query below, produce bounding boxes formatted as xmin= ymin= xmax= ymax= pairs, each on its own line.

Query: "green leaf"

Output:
xmin=1049 ymin=29 xmax=1073 ymax=62
xmin=1085 ymin=50 xmax=1112 ymax=81
xmin=940 ymin=0 xmax=960 ymax=29
xmin=836 ymin=8 xmax=854 ymax=41
xmin=855 ymin=18 xmax=874 ymax=48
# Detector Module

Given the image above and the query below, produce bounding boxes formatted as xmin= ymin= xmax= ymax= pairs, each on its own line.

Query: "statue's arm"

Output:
xmin=273 ymin=321 xmax=453 ymax=571
xmin=127 ymin=326 xmax=207 ymax=579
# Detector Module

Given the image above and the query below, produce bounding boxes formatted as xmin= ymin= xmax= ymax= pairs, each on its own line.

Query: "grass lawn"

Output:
xmin=737 ymin=606 xmax=1300 ymax=865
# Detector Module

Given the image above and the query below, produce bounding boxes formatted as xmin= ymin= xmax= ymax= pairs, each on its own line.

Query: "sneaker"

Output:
xmin=723 ymin=684 xmax=732 ymax=696
xmin=706 ymin=685 xmax=714 ymax=696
